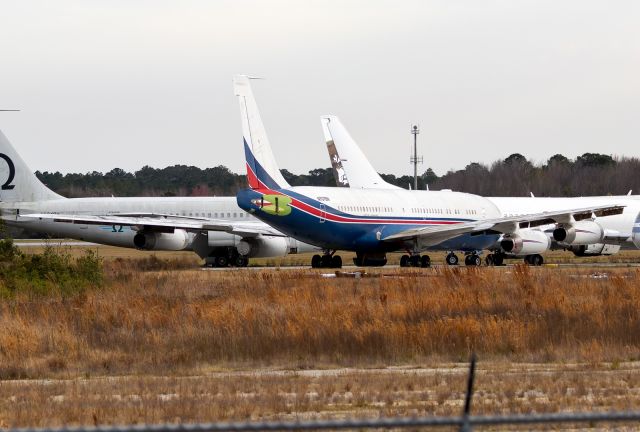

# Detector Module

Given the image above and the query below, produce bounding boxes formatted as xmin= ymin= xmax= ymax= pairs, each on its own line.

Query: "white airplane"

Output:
xmin=0 ymin=130 xmax=317 ymax=267
xmin=232 ymin=75 xmax=629 ymax=268
xmin=320 ymin=115 xmax=640 ymax=266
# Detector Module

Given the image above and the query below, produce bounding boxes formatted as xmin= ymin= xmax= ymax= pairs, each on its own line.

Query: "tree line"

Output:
xmin=36 ymin=152 xmax=640 ymax=198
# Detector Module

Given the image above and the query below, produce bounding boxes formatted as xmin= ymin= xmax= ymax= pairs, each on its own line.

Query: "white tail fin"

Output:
xmin=321 ymin=115 xmax=400 ymax=190
xmin=233 ymin=75 xmax=290 ymax=190
xmin=0 ymin=130 xmax=63 ymax=202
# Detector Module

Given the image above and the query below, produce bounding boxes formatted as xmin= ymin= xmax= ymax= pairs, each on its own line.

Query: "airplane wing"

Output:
xmin=382 ymin=204 xmax=625 ymax=246
xmin=18 ymin=213 xmax=285 ymax=238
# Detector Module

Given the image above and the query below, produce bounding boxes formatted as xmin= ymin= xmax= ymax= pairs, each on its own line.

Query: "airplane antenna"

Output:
xmin=409 ymin=125 xmax=422 ymax=191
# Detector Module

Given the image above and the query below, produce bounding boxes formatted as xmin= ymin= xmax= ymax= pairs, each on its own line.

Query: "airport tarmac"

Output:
xmin=201 ymin=262 xmax=640 ymax=271
xmin=11 ymin=239 xmax=640 ymax=269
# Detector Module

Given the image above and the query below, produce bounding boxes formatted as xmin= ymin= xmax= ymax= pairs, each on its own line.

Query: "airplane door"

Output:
xmin=319 ymin=203 xmax=326 ymax=223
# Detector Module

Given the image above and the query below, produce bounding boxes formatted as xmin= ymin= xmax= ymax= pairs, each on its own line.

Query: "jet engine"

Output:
xmin=568 ymin=243 xmax=621 ymax=257
xmin=237 ymin=236 xmax=289 ymax=258
xmin=500 ymin=229 xmax=550 ymax=255
xmin=133 ymin=229 xmax=191 ymax=251
xmin=552 ymin=221 xmax=605 ymax=245
xmin=633 ymin=213 xmax=640 ymax=249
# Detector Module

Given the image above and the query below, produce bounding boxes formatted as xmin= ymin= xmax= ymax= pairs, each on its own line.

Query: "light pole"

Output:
xmin=410 ymin=125 xmax=422 ymax=190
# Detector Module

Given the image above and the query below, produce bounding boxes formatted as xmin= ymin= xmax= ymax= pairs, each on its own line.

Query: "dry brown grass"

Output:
xmin=2 ymin=263 xmax=640 ymax=380
xmin=2 ymin=363 xmax=640 ymax=427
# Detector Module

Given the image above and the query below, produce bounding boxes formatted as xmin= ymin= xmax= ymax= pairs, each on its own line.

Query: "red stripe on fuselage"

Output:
xmin=249 ymin=187 xmax=464 ymax=226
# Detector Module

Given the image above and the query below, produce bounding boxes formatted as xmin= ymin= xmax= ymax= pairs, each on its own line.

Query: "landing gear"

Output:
xmin=235 ymin=255 xmax=249 ymax=267
xmin=525 ymin=254 xmax=544 ymax=266
xmin=312 ymin=251 xmax=343 ymax=268
xmin=400 ymin=254 xmax=431 ymax=268
xmin=204 ymin=247 xmax=250 ymax=268
xmin=485 ymin=253 xmax=505 ymax=266
xmin=353 ymin=252 xmax=387 ymax=267
xmin=464 ymin=254 xmax=481 ymax=266
xmin=446 ymin=252 xmax=459 ymax=266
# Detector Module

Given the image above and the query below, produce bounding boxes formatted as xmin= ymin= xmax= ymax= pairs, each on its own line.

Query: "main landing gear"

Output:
xmin=205 ymin=248 xmax=249 ymax=268
xmin=311 ymin=251 xmax=343 ymax=268
xmin=400 ymin=254 xmax=431 ymax=268
xmin=484 ymin=253 xmax=504 ymax=266
xmin=524 ymin=254 xmax=544 ymax=266
xmin=464 ymin=254 xmax=481 ymax=266
xmin=445 ymin=252 xmax=482 ymax=266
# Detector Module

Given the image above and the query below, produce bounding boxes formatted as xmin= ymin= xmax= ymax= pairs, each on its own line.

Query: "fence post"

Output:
xmin=460 ymin=353 xmax=477 ymax=432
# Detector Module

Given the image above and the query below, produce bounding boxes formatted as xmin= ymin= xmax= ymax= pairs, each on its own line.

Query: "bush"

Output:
xmin=0 ymin=238 xmax=103 ymax=298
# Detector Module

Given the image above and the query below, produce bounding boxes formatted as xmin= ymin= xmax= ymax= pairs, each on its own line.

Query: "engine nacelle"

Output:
xmin=500 ymin=229 xmax=550 ymax=255
xmin=207 ymin=231 xmax=239 ymax=247
xmin=237 ymin=236 xmax=289 ymax=258
xmin=133 ymin=229 xmax=190 ymax=251
xmin=553 ymin=221 xmax=604 ymax=245
xmin=568 ymin=243 xmax=621 ymax=257
xmin=633 ymin=213 xmax=640 ymax=249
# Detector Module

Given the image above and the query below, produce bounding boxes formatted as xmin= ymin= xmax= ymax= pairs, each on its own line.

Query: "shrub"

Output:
xmin=0 ymin=239 xmax=103 ymax=298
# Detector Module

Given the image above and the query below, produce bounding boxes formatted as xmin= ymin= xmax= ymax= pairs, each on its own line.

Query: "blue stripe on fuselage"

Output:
xmin=237 ymin=189 xmax=498 ymax=252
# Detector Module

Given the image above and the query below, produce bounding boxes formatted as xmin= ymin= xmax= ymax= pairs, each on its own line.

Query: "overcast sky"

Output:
xmin=1 ymin=0 xmax=639 ymax=177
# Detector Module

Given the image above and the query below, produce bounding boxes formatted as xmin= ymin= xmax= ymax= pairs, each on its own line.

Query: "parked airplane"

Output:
xmin=0 ymin=130 xmax=317 ymax=266
xmin=320 ymin=115 xmax=640 ymax=266
xmin=233 ymin=75 xmax=626 ymax=268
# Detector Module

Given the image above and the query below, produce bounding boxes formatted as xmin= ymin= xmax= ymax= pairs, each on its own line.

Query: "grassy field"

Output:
xmin=2 ymin=248 xmax=640 ymax=427
xmin=3 ymin=362 xmax=640 ymax=427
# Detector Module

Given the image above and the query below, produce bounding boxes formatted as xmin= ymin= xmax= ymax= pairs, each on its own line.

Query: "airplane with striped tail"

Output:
xmin=320 ymin=115 xmax=640 ymax=266
xmin=233 ymin=75 xmax=625 ymax=268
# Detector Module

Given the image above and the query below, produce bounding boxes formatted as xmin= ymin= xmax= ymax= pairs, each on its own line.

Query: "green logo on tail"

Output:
xmin=251 ymin=194 xmax=292 ymax=216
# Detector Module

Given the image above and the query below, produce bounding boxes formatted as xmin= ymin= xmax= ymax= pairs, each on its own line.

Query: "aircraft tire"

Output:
xmin=485 ymin=254 xmax=494 ymax=266
xmin=530 ymin=254 xmax=544 ymax=266
xmin=331 ymin=255 xmax=342 ymax=268
xmin=400 ymin=255 xmax=410 ymax=267
xmin=311 ymin=254 xmax=322 ymax=268
xmin=467 ymin=254 xmax=481 ymax=266
xmin=420 ymin=255 xmax=431 ymax=268
xmin=216 ymin=255 xmax=229 ymax=267
xmin=446 ymin=253 xmax=458 ymax=266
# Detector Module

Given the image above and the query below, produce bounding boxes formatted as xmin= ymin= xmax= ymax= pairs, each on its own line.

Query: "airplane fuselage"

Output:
xmin=237 ymin=186 xmax=503 ymax=252
xmin=2 ymin=196 xmax=257 ymax=250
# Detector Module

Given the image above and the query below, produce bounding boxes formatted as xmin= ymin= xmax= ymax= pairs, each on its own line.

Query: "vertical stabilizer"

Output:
xmin=0 ymin=130 xmax=63 ymax=202
xmin=233 ymin=75 xmax=290 ymax=190
xmin=321 ymin=115 xmax=400 ymax=190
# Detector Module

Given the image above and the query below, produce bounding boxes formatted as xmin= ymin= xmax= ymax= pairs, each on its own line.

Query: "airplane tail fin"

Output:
xmin=0 ymin=130 xmax=63 ymax=202
xmin=233 ymin=75 xmax=290 ymax=190
xmin=321 ymin=115 xmax=400 ymax=190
